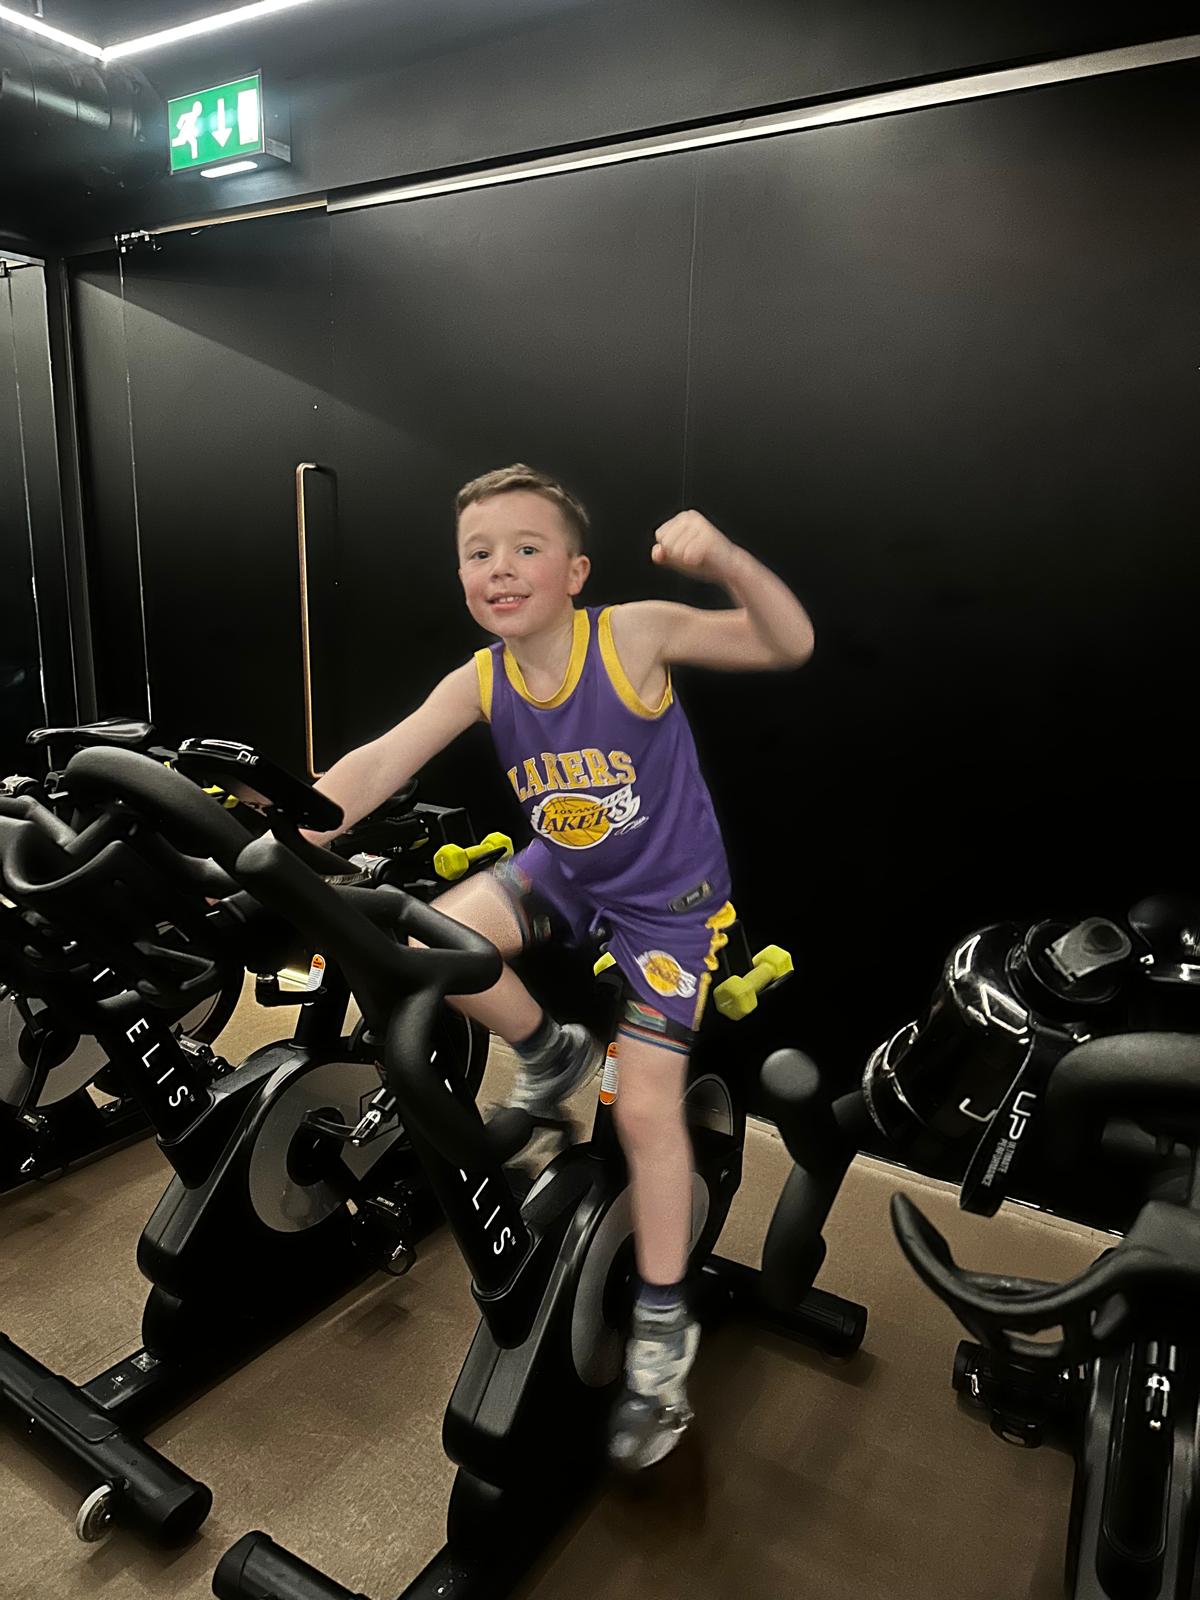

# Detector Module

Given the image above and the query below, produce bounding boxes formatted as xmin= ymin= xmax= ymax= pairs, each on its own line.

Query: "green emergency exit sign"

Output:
xmin=168 ymin=75 xmax=264 ymax=173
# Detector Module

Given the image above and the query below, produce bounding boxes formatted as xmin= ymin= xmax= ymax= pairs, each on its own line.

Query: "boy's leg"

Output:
xmin=611 ymin=1033 xmax=693 ymax=1284
xmin=426 ymin=873 xmax=541 ymax=1040
xmin=608 ymin=1018 xmax=702 ymax=1469
xmin=601 ymin=900 xmax=732 ymax=1468
xmin=426 ymin=862 xmax=600 ymax=1116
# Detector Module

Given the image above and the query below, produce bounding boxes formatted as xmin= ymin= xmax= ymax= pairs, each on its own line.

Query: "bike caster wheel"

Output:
xmin=76 ymin=1484 xmax=115 ymax=1542
xmin=384 ymin=1241 xmax=415 ymax=1276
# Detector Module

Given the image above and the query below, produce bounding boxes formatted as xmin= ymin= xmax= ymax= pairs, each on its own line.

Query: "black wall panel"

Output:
xmin=683 ymin=61 xmax=1200 ymax=1068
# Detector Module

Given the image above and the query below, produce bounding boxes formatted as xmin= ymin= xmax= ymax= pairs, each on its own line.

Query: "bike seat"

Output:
xmin=26 ymin=719 xmax=157 ymax=751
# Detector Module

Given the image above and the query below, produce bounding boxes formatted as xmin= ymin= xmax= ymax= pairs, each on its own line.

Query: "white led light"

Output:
xmin=0 ymin=3 xmax=104 ymax=58
xmin=200 ymin=160 xmax=260 ymax=177
xmin=953 ymin=933 xmax=981 ymax=981
xmin=104 ymin=0 xmax=323 ymax=61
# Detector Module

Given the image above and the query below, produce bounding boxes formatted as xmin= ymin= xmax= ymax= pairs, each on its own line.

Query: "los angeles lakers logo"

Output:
xmin=531 ymin=784 xmax=641 ymax=850
xmin=636 ymin=950 xmax=698 ymax=999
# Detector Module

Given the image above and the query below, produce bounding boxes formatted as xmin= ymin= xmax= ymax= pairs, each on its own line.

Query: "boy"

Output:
xmin=309 ymin=464 xmax=814 ymax=1469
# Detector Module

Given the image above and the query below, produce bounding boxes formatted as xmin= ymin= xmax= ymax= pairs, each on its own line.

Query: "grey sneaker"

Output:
xmin=509 ymin=1022 xmax=602 ymax=1119
xmin=608 ymin=1306 xmax=700 ymax=1471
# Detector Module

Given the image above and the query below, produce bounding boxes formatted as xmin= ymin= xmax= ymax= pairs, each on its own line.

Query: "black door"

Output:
xmin=73 ymin=211 xmax=335 ymax=770
xmin=0 ymin=263 xmax=49 ymax=777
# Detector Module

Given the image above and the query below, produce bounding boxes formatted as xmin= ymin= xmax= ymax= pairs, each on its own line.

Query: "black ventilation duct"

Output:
xmin=0 ymin=26 xmax=166 ymax=200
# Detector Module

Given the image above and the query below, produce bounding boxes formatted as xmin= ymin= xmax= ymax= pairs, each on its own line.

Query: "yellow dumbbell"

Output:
xmin=166 ymin=757 xmax=238 ymax=809
xmin=202 ymin=784 xmax=240 ymax=810
xmin=434 ymin=830 xmax=514 ymax=882
xmin=713 ymin=945 xmax=794 ymax=1021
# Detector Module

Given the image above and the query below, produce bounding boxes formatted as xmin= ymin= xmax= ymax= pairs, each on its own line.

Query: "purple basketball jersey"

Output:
xmin=474 ymin=606 xmax=729 ymax=915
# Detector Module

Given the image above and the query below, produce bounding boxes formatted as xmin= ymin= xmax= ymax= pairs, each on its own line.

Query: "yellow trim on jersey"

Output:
xmin=693 ymin=900 xmax=738 ymax=1030
xmin=502 ymin=607 xmax=589 ymax=709
xmin=598 ymin=606 xmax=672 ymax=720
xmin=474 ymin=649 xmax=494 ymax=722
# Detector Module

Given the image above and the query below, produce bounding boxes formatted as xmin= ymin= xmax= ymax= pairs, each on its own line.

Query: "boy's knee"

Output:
xmin=613 ymin=1069 xmax=687 ymax=1147
xmin=427 ymin=876 xmax=523 ymax=960
xmin=613 ymin=1091 xmax=654 ymax=1148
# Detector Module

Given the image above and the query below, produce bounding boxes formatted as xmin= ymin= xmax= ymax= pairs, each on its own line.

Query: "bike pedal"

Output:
xmin=361 ymin=1194 xmax=417 ymax=1275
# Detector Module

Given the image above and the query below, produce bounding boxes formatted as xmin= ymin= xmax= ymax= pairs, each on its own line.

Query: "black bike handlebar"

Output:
xmin=2 ymin=827 xmax=124 ymax=904
xmin=61 ymin=746 xmax=351 ymax=881
xmin=266 ymin=818 xmax=356 ymax=881
xmin=0 ymin=783 xmax=239 ymax=911
xmin=1043 ymin=1032 xmax=1200 ymax=1164
xmin=235 ymin=836 xmax=500 ymax=994
xmin=234 ymin=835 xmax=503 ymax=1167
xmin=64 ymin=748 xmax=251 ymax=869
xmin=891 ymin=1031 xmax=1200 ymax=1364
xmin=891 ymin=1192 xmax=1130 ymax=1329
xmin=0 ymin=792 xmax=77 ymax=850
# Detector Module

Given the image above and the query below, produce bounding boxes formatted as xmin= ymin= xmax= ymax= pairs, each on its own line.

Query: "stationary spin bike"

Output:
xmin=893 ymin=1031 xmax=1200 ymax=1600
xmin=0 ymin=745 xmax=490 ymax=1547
xmin=205 ymin=754 xmax=868 ymax=1600
xmin=0 ymin=835 xmax=236 ymax=1190
xmin=1 ymin=719 xmax=245 ymax=1187
xmin=875 ymin=899 xmax=1200 ymax=1600
xmin=640 ymin=895 xmax=1200 ymax=1600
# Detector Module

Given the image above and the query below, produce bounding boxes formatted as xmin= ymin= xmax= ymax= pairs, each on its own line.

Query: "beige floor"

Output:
xmin=0 ymin=984 xmax=1108 ymax=1600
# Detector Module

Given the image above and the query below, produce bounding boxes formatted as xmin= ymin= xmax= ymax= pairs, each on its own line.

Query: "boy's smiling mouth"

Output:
xmin=488 ymin=593 xmax=530 ymax=612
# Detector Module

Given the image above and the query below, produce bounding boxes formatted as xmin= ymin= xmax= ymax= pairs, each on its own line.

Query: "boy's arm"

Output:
xmin=303 ymin=661 xmax=483 ymax=844
xmin=611 ymin=511 xmax=815 ymax=678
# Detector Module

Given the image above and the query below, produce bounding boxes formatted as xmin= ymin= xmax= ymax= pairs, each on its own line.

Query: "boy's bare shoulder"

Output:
xmin=606 ymin=599 xmax=681 ymax=645
xmin=608 ymin=598 xmax=709 ymax=657
xmin=436 ymin=658 xmax=483 ymax=694
xmin=372 ymin=660 xmax=483 ymax=741
xmin=429 ymin=659 xmax=485 ymax=718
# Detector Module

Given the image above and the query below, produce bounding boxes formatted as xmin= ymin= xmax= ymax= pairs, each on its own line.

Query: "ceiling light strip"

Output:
xmin=104 ymin=0 xmax=322 ymax=61
xmin=0 ymin=3 xmax=104 ymax=58
xmin=332 ymin=34 xmax=1200 ymax=213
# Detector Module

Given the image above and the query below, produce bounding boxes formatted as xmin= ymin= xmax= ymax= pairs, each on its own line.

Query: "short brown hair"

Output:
xmin=456 ymin=464 xmax=590 ymax=556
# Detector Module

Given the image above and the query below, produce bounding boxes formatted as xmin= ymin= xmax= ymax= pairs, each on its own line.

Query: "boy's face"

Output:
xmin=457 ymin=490 xmax=590 ymax=641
